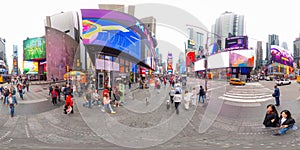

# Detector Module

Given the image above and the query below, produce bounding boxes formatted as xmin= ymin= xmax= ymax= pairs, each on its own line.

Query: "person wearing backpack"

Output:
xmin=51 ymin=86 xmax=58 ymax=105
xmin=6 ymin=92 xmax=17 ymax=118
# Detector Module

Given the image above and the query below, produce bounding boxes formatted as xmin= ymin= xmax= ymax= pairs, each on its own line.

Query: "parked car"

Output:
xmin=229 ymin=78 xmax=245 ymax=86
xmin=275 ymin=78 xmax=291 ymax=86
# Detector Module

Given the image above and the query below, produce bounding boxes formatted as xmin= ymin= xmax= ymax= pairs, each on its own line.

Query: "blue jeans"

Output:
xmin=19 ymin=92 xmax=23 ymax=99
xmin=275 ymin=97 xmax=280 ymax=105
xmin=279 ymin=126 xmax=293 ymax=135
xmin=10 ymin=104 xmax=14 ymax=117
xmin=83 ymin=100 xmax=92 ymax=108
xmin=92 ymin=99 xmax=100 ymax=105
xmin=103 ymin=104 xmax=114 ymax=112
xmin=198 ymin=95 xmax=206 ymax=103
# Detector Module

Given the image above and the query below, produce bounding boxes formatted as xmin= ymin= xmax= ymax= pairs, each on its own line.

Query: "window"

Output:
xmin=196 ymin=32 xmax=204 ymax=51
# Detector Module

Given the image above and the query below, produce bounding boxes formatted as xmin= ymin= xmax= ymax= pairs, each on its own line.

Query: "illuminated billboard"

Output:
xmin=229 ymin=50 xmax=254 ymax=67
xmin=225 ymin=36 xmax=248 ymax=51
xmin=207 ymin=51 xmax=230 ymax=69
xmin=82 ymin=18 xmax=141 ymax=59
xmin=23 ymin=61 xmax=38 ymax=74
xmin=23 ymin=37 xmax=46 ymax=61
xmin=270 ymin=45 xmax=294 ymax=67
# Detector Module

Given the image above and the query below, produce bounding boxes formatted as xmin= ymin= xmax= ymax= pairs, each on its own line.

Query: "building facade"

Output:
xmin=212 ymin=11 xmax=245 ymax=51
xmin=266 ymin=34 xmax=279 ymax=61
xmin=293 ymin=35 xmax=300 ymax=68
xmin=255 ymin=41 xmax=263 ymax=70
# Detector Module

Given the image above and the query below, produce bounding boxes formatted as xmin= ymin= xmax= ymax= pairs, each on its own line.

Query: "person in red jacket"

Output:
xmin=51 ymin=87 xmax=58 ymax=105
xmin=64 ymin=93 xmax=74 ymax=114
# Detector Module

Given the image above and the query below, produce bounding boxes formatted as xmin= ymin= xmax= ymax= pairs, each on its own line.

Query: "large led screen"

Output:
xmin=23 ymin=37 xmax=46 ymax=61
xmin=270 ymin=45 xmax=293 ymax=67
xmin=229 ymin=50 xmax=254 ymax=67
xmin=82 ymin=18 xmax=141 ymax=60
xmin=225 ymin=36 xmax=248 ymax=51
xmin=23 ymin=61 xmax=38 ymax=74
xmin=207 ymin=51 xmax=230 ymax=69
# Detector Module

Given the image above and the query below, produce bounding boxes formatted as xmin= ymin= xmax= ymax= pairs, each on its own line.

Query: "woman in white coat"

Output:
xmin=173 ymin=90 xmax=182 ymax=114
xmin=183 ymin=90 xmax=191 ymax=110
xmin=191 ymin=87 xmax=197 ymax=106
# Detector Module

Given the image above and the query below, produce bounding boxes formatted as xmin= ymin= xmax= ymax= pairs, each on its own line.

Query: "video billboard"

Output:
xmin=82 ymin=18 xmax=141 ymax=60
xmin=23 ymin=37 xmax=46 ymax=61
xmin=270 ymin=45 xmax=293 ymax=67
xmin=229 ymin=50 xmax=254 ymax=67
xmin=207 ymin=51 xmax=230 ymax=69
xmin=23 ymin=61 xmax=38 ymax=74
xmin=225 ymin=36 xmax=248 ymax=51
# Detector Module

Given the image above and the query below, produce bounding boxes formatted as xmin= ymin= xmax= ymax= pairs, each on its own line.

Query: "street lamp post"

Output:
xmin=186 ymin=24 xmax=222 ymax=92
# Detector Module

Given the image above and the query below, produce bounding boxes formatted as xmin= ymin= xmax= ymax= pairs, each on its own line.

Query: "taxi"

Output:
xmin=229 ymin=78 xmax=245 ymax=86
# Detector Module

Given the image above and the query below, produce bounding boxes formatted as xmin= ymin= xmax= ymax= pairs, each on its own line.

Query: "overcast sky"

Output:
xmin=1 ymin=0 xmax=299 ymax=71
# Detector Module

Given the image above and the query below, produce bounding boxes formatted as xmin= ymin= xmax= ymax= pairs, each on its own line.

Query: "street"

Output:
xmin=0 ymin=79 xmax=300 ymax=150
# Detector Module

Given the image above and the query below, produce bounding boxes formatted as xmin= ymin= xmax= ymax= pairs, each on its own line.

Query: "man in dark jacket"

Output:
xmin=273 ymin=85 xmax=280 ymax=106
xmin=198 ymin=86 xmax=206 ymax=103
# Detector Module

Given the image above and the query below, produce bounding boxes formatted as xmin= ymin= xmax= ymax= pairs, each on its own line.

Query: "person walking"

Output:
xmin=273 ymin=110 xmax=296 ymax=136
xmin=51 ymin=87 xmax=58 ymax=105
xmin=263 ymin=104 xmax=280 ymax=128
xmin=6 ymin=92 xmax=17 ymax=118
xmin=272 ymin=85 xmax=280 ymax=106
xmin=173 ymin=91 xmax=182 ymax=114
xmin=198 ymin=86 xmax=206 ymax=103
xmin=26 ymin=80 xmax=30 ymax=92
xmin=169 ymin=87 xmax=175 ymax=104
xmin=17 ymin=83 xmax=24 ymax=100
xmin=83 ymin=89 xmax=92 ymax=108
xmin=191 ymin=87 xmax=197 ymax=106
xmin=183 ymin=90 xmax=191 ymax=110
xmin=102 ymin=93 xmax=116 ymax=114
xmin=91 ymin=89 xmax=100 ymax=107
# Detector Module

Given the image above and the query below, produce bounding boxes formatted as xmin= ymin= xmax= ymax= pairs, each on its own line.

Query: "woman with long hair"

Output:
xmin=273 ymin=110 xmax=296 ymax=136
xmin=263 ymin=104 xmax=279 ymax=128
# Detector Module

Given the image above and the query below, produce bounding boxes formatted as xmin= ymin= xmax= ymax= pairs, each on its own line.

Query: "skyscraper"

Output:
xmin=213 ymin=11 xmax=245 ymax=50
xmin=281 ymin=42 xmax=288 ymax=50
xmin=266 ymin=34 xmax=279 ymax=61
xmin=293 ymin=34 xmax=300 ymax=68
xmin=256 ymin=41 xmax=263 ymax=70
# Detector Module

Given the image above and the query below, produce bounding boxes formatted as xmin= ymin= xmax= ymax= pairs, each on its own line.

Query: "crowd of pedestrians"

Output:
xmin=1 ymin=77 xmax=29 ymax=118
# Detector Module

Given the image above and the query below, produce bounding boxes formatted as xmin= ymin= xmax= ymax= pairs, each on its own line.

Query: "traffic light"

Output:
xmin=66 ymin=65 xmax=70 ymax=72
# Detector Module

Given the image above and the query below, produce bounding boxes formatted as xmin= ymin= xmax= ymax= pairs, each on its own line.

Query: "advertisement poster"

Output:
xmin=23 ymin=37 xmax=46 ymax=61
xmin=229 ymin=50 xmax=254 ymax=67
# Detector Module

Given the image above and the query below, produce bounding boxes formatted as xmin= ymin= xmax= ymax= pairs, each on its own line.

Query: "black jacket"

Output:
xmin=263 ymin=113 xmax=279 ymax=127
xmin=280 ymin=117 xmax=295 ymax=128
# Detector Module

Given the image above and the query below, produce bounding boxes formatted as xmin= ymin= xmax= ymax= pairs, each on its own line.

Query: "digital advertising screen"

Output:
xmin=23 ymin=61 xmax=38 ymax=74
xmin=82 ymin=18 xmax=141 ymax=60
xmin=207 ymin=51 xmax=230 ymax=69
xmin=229 ymin=50 xmax=254 ymax=67
xmin=270 ymin=45 xmax=294 ymax=67
xmin=23 ymin=37 xmax=46 ymax=61
xmin=225 ymin=36 xmax=248 ymax=51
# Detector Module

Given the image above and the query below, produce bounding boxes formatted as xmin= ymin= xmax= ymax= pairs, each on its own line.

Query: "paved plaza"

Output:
xmin=0 ymin=79 xmax=300 ymax=150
